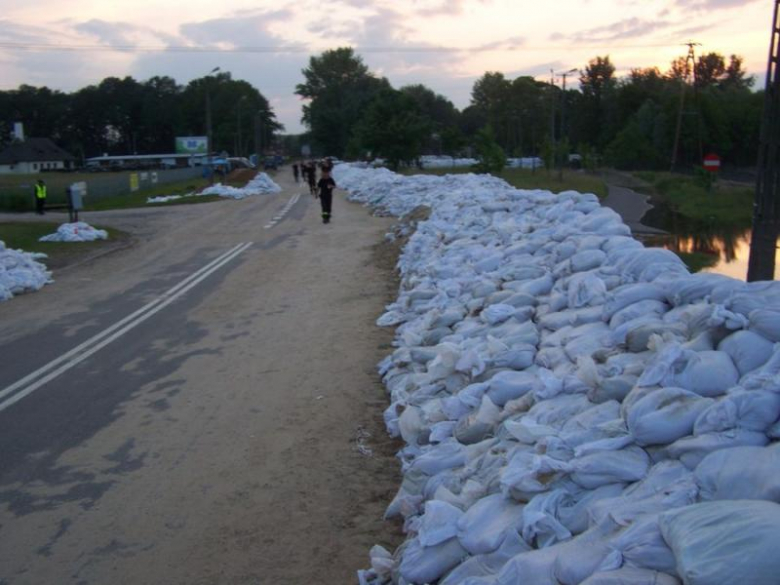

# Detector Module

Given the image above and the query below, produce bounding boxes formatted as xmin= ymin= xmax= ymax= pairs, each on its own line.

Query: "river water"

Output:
xmin=640 ymin=206 xmax=777 ymax=281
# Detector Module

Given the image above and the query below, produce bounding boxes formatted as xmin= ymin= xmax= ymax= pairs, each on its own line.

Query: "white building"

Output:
xmin=0 ymin=138 xmax=76 ymax=174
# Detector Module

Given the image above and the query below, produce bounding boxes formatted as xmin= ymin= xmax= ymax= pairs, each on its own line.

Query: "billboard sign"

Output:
xmin=176 ymin=136 xmax=208 ymax=154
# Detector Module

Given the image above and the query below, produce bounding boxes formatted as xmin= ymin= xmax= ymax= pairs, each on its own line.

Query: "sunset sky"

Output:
xmin=0 ymin=0 xmax=772 ymax=133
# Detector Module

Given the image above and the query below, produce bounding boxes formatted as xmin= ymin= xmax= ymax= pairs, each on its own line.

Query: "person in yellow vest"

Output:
xmin=34 ymin=179 xmax=47 ymax=215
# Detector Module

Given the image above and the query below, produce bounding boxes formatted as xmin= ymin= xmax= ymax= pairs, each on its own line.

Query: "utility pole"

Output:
xmin=556 ymin=68 xmax=578 ymax=181
xmin=204 ymin=67 xmax=220 ymax=184
xmin=670 ymin=41 xmax=700 ymax=172
xmin=748 ymin=0 xmax=780 ymax=281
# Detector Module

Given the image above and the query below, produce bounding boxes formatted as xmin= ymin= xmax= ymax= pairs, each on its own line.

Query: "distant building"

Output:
xmin=0 ymin=138 xmax=77 ymax=174
xmin=84 ymin=153 xmax=209 ymax=171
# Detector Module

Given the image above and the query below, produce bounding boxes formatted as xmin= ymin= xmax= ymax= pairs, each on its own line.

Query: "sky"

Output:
xmin=0 ymin=0 xmax=772 ymax=134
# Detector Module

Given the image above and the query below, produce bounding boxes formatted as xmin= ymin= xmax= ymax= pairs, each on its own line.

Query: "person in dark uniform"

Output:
xmin=316 ymin=169 xmax=336 ymax=223
xmin=306 ymin=161 xmax=317 ymax=196
xmin=292 ymin=163 xmax=300 ymax=183
xmin=34 ymin=179 xmax=47 ymax=215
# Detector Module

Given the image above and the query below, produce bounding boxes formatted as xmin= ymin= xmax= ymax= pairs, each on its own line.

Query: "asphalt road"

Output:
xmin=0 ymin=169 xmax=401 ymax=584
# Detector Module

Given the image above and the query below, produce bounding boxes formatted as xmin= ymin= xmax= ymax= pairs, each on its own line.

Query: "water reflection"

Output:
xmin=639 ymin=205 xmax=779 ymax=281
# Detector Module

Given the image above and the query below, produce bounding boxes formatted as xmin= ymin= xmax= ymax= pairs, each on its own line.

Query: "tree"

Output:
xmin=577 ymin=56 xmax=618 ymax=150
xmin=473 ymin=126 xmax=506 ymax=173
xmin=296 ymin=47 xmax=388 ymax=157
xmin=352 ymin=89 xmax=430 ymax=170
xmin=471 ymin=72 xmax=512 ymax=149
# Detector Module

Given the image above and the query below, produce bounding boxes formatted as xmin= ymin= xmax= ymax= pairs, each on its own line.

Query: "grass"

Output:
xmin=84 ymin=178 xmax=218 ymax=210
xmin=0 ymin=221 xmax=128 ymax=268
xmin=632 ymin=171 xmax=754 ymax=227
xmin=400 ymin=166 xmax=608 ymax=198
xmin=675 ymin=251 xmax=720 ymax=273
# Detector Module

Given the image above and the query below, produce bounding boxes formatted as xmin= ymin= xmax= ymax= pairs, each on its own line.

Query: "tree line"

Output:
xmin=297 ymin=47 xmax=761 ymax=171
xmin=0 ymin=72 xmax=282 ymax=160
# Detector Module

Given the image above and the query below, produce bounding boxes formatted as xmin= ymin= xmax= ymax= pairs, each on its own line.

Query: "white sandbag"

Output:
xmin=487 ymin=371 xmax=541 ymax=406
xmin=482 ymin=304 xmax=518 ymax=325
xmin=581 ymin=567 xmax=680 ymax=585
xmin=638 ymin=345 xmax=739 ymax=398
xmin=609 ymin=300 xmax=669 ymax=329
xmin=569 ymin=447 xmax=650 ymax=489
xmin=456 ymin=492 xmax=526 ymax=555
xmin=663 ymin=272 xmax=737 ymax=306
xmin=418 ymin=500 xmax=465 ymax=546
xmin=570 ymin=249 xmax=607 ymax=273
xmin=604 ymin=514 xmax=677 ymax=573
xmin=567 ymin=273 xmax=608 ymax=309
xmin=694 ymin=443 xmax=780 ymax=502
xmin=587 ymin=460 xmax=698 ymax=525
xmin=439 ymin=530 xmax=530 ymax=585
xmin=603 ymin=284 xmax=668 ymax=319
xmin=748 ymin=308 xmax=780 ymax=342
xmin=664 ymin=429 xmax=769 ymax=470
xmin=399 ymin=536 xmax=468 ymax=584
xmin=626 ymin=387 xmax=713 ymax=446
xmin=693 ymin=389 xmax=780 ymax=435
xmin=717 ymin=330 xmax=774 ymax=376
xmin=410 ymin=440 xmax=468 ymax=475
xmin=659 ymin=500 xmax=780 ymax=585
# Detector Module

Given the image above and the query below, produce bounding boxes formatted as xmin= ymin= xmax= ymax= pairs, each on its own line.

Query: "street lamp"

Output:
xmin=205 ymin=66 xmax=220 ymax=183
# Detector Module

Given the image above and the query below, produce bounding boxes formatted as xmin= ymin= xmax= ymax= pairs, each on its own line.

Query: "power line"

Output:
xmin=0 ymin=41 xmax=677 ymax=54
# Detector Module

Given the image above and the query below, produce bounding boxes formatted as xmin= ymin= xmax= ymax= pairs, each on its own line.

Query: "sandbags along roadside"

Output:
xmin=333 ymin=163 xmax=780 ymax=585
xmin=0 ymin=240 xmax=52 ymax=301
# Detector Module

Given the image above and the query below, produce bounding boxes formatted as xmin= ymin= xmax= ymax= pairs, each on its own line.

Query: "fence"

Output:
xmin=0 ymin=167 xmax=204 ymax=212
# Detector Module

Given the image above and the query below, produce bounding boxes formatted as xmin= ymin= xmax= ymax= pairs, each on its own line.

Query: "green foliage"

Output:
xmin=473 ymin=126 xmax=506 ymax=173
xmin=639 ymin=171 xmax=754 ymax=227
xmin=0 ymin=74 xmax=281 ymax=160
xmin=352 ymin=89 xmax=431 ymax=170
xmin=295 ymin=48 xmax=389 ymax=158
xmin=605 ymin=121 xmax=660 ymax=170
xmin=540 ymin=138 xmax=555 ymax=171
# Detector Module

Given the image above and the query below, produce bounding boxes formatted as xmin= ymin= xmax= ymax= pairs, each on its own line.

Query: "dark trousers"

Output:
xmin=320 ymin=191 xmax=332 ymax=221
xmin=36 ymin=198 xmax=45 ymax=215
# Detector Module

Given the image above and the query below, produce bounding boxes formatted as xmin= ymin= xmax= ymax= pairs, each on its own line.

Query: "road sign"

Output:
xmin=703 ymin=153 xmax=721 ymax=173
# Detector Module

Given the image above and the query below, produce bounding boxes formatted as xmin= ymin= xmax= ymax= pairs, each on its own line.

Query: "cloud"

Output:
xmin=675 ymin=0 xmax=761 ymax=10
xmin=550 ymin=17 xmax=673 ymax=44
xmin=73 ymin=19 xmax=179 ymax=47
xmin=475 ymin=36 xmax=526 ymax=52
xmin=179 ymin=10 xmax=298 ymax=47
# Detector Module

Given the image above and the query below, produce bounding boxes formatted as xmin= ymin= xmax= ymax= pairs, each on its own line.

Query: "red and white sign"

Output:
xmin=703 ymin=153 xmax=721 ymax=172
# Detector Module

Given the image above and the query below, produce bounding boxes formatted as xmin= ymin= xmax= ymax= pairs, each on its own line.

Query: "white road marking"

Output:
xmin=0 ymin=242 xmax=253 ymax=413
xmin=264 ymin=193 xmax=301 ymax=230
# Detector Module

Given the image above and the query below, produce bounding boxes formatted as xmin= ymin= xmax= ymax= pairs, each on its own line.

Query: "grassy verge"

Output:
xmin=0 ymin=221 xmax=129 ymax=268
xmin=400 ymin=166 xmax=607 ymax=198
xmin=632 ymin=171 xmax=753 ymax=227
xmin=84 ymin=178 xmax=218 ymax=210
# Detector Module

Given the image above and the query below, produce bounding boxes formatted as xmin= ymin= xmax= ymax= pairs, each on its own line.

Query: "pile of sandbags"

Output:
xmin=0 ymin=240 xmax=52 ymax=301
xmin=200 ymin=172 xmax=281 ymax=199
xmin=334 ymin=165 xmax=780 ymax=585
xmin=38 ymin=222 xmax=108 ymax=242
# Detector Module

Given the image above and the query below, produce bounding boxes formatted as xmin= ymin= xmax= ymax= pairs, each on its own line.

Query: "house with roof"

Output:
xmin=0 ymin=138 xmax=77 ymax=174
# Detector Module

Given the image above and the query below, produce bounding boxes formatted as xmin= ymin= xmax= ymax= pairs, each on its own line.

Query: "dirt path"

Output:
xmin=0 ymin=168 xmax=402 ymax=584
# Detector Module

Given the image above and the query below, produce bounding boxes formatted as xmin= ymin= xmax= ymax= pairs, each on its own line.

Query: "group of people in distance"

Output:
xmin=293 ymin=159 xmax=336 ymax=224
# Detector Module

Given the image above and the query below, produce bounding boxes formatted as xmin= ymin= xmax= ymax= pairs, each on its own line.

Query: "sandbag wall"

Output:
xmin=333 ymin=164 xmax=780 ymax=585
xmin=0 ymin=241 xmax=51 ymax=301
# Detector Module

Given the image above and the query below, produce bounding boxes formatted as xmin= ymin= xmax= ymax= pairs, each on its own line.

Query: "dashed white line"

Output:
xmin=264 ymin=193 xmax=301 ymax=230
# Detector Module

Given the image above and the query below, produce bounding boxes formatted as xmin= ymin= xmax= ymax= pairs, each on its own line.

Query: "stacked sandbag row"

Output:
xmin=333 ymin=164 xmax=780 ymax=585
xmin=0 ymin=240 xmax=52 ymax=301
xmin=200 ymin=171 xmax=281 ymax=199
